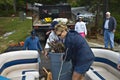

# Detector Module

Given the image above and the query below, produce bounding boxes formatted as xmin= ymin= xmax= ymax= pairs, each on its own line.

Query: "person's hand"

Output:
xmin=41 ymin=50 xmax=44 ymax=54
xmin=117 ymin=64 xmax=120 ymax=70
xmin=43 ymin=49 xmax=50 ymax=58
xmin=44 ymin=50 xmax=48 ymax=56
xmin=46 ymin=30 xmax=51 ymax=35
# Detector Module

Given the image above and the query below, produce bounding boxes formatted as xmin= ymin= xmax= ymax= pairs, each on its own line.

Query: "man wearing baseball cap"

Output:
xmin=23 ymin=30 xmax=43 ymax=53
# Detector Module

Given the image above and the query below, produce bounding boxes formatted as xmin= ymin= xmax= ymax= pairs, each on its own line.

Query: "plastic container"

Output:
xmin=0 ymin=76 xmax=10 ymax=80
xmin=49 ymin=52 xmax=72 ymax=80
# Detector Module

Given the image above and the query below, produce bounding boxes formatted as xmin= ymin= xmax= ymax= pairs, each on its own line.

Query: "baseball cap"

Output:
xmin=50 ymin=21 xmax=58 ymax=29
xmin=31 ymin=31 xmax=36 ymax=36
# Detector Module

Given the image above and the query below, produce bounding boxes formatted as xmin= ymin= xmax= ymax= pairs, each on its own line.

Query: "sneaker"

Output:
xmin=110 ymin=48 xmax=114 ymax=50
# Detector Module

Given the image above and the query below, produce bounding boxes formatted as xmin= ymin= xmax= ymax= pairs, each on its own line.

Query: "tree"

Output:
xmin=0 ymin=0 xmax=10 ymax=13
xmin=0 ymin=0 xmax=17 ymax=14
xmin=13 ymin=0 xmax=16 ymax=13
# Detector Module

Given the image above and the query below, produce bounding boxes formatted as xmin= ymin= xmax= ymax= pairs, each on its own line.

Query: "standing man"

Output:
xmin=23 ymin=30 xmax=43 ymax=68
xmin=103 ymin=12 xmax=117 ymax=50
xmin=54 ymin=24 xmax=95 ymax=80
xmin=23 ymin=30 xmax=43 ymax=53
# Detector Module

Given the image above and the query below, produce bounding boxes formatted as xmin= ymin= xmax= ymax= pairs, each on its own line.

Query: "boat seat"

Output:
xmin=86 ymin=63 xmax=120 ymax=80
xmin=85 ymin=48 xmax=120 ymax=80
xmin=85 ymin=68 xmax=105 ymax=80
xmin=0 ymin=50 xmax=40 ymax=80
xmin=6 ymin=69 xmax=39 ymax=80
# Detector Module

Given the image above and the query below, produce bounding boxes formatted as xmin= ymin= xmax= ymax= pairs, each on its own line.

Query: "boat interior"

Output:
xmin=0 ymin=48 xmax=120 ymax=80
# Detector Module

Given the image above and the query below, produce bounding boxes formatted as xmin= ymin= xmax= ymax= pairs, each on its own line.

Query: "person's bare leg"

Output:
xmin=72 ymin=71 xmax=84 ymax=80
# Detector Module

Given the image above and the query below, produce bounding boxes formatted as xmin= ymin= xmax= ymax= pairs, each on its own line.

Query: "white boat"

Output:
xmin=0 ymin=48 xmax=120 ymax=80
xmin=0 ymin=50 xmax=40 ymax=80
xmin=85 ymin=48 xmax=120 ymax=80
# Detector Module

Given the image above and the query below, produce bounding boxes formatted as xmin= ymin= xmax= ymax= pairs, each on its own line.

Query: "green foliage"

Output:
xmin=115 ymin=31 xmax=120 ymax=44
xmin=4 ymin=18 xmax=32 ymax=41
xmin=0 ymin=0 xmax=13 ymax=5
xmin=0 ymin=17 xmax=32 ymax=52
xmin=112 ymin=13 xmax=120 ymax=43
xmin=0 ymin=10 xmax=14 ymax=17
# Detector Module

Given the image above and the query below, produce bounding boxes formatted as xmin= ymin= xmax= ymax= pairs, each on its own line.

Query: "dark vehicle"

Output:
xmin=32 ymin=4 xmax=75 ymax=43
xmin=38 ymin=5 xmax=71 ymax=20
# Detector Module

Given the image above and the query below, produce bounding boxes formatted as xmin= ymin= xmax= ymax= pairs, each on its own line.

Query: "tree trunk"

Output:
xmin=13 ymin=0 xmax=16 ymax=13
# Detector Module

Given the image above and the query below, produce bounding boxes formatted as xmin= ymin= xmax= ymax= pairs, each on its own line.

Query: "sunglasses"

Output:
xmin=57 ymin=31 xmax=63 ymax=36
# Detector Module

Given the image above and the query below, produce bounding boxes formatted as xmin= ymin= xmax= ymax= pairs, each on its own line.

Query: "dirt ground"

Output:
xmin=87 ymin=34 xmax=104 ymax=45
xmin=87 ymin=34 xmax=120 ymax=52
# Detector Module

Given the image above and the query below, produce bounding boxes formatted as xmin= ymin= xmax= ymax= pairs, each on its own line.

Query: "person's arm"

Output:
xmin=74 ymin=23 xmax=78 ymax=32
xmin=45 ymin=38 xmax=50 ymax=49
xmin=46 ymin=30 xmax=52 ymax=35
xmin=37 ymin=39 xmax=44 ymax=54
xmin=37 ymin=39 xmax=43 ymax=51
xmin=84 ymin=23 xmax=87 ymax=36
xmin=23 ymin=38 xmax=28 ymax=50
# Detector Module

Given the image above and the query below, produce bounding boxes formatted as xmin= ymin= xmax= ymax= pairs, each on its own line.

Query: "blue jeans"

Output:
xmin=104 ymin=30 xmax=114 ymax=49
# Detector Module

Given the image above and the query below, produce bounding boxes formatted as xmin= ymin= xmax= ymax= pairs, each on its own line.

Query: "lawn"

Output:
xmin=0 ymin=17 xmax=32 ymax=53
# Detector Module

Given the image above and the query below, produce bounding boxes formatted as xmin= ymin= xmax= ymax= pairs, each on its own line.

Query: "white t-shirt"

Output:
xmin=45 ymin=31 xmax=59 ymax=49
xmin=74 ymin=21 xmax=87 ymax=35
xmin=104 ymin=19 xmax=109 ymax=29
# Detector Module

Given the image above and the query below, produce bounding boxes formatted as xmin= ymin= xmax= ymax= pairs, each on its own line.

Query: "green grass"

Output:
xmin=0 ymin=17 xmax=32 ymax=53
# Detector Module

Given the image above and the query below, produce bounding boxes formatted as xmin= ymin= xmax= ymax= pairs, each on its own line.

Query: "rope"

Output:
xmin=57 ymin=48 xmax=68 ymax=80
